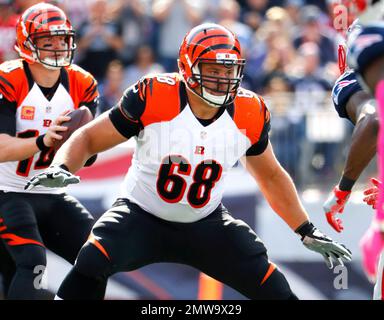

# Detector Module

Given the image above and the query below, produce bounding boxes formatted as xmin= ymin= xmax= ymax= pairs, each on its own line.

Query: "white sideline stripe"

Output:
xmin=277 ymin=265 xmax=327 ymax=300
xmin=373 ymin=251 xmax=384 ymax=300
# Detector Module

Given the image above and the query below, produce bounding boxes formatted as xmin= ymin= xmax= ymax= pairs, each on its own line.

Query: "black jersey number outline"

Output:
xmin=156 ymin=155 xmax=223 ymax=208
xmin=16 ymin=130 xmax=54 ymax=176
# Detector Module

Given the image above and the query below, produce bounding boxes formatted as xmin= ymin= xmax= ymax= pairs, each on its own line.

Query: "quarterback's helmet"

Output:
xmin=178 ymin=23 xmax=245 ymax=108
xmin=15 ymin=2 xmax=76 ymax=69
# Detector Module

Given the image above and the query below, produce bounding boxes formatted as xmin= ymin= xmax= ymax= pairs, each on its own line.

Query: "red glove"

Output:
xmin=323 ymin=186 xmax=351 ymax=232
xmin=363 ymin=178 xmax=381 ymax=209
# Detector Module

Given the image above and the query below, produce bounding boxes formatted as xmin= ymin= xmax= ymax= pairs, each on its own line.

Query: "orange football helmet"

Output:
xmin=178 ymin=23 xmax=245 ymax=107
xmin=15 ymin=2 xmax=76 ymax=69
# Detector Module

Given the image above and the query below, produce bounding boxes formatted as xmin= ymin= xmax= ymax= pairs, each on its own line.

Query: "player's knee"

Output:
xmin=366 ymin=112 xmax=380 ymax=136
xmin=258 ymin=267 xmax=296 ymax=300
xmin=74 ymin=242 xmax=112 ymax=279
xmin=360 ymin=106 xmax=380 ymax=136
xmin=13 ymin=244 xmax=46 ymax=271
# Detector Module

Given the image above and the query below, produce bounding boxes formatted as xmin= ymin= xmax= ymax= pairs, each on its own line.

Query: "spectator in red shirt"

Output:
xmin=0 ymin=0 xmax=18 ymax=63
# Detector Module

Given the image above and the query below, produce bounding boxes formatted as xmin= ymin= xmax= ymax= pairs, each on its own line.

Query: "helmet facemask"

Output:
xmin=338 ymin=19 xmax=362 ymax=74
xmin=28 ymin=30 xmax=76 ymax=70
xmin=190 ymin=55 xmax=245 ymax=108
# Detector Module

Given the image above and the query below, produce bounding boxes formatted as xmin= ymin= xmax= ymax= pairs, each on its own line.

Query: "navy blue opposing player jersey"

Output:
xmin=332 ymin=70 xmax=362 ymax=122
xmin=348 ymin=23 xmax=384 ymax=76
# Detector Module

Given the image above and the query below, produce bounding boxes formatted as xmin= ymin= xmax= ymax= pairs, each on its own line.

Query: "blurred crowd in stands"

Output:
xmin=1 ymin=0 xmax=372 ymax=189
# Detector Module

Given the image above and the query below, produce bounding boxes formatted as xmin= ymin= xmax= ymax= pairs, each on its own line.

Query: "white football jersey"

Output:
xmin=0 ymin=59 xmax=98 ymax=193
xmin=110 ymin=73 xmax=270 ymax=223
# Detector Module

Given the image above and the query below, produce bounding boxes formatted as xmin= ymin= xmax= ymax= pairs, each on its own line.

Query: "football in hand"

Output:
xmin=53 ymin=106 xmax=93 ymax=151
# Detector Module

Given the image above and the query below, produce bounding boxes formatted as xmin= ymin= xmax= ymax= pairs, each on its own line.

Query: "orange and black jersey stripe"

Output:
xmin=232 ymin=92 xmax=271 ymax=156
xmin=65 ymin=64 xmax=99 ymax=113
xmin=109 ymin=73 xmax=270 ymax=156
xmin=109 ymin=73 xmax=185 ymax=138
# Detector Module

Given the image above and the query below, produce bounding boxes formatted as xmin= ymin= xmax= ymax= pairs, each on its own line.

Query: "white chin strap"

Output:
xmin=183 ymin=79 xmax=227 ymax=108
xmin=191 ymin=64 xmax=227 ymax=107
xmin=201 ymin=87 xmax=227 ymax=107
xmin=41 ymin=56 xmax=68 ymax=70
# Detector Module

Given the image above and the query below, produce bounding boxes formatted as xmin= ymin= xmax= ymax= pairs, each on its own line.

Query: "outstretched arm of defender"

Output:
xmin=342 ymin=93 xmax=378 ymax=182
xmin=324 ymin=91 xmax=377 ymax=232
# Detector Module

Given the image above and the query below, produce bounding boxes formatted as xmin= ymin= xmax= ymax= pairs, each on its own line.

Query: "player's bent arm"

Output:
xmin=0 ymin=96 xmax=43 ymax=161
xmin=0 ymin=133 xmax=40 ymax=162
xmin=241 ymin=141 xmax=309 ymax=231
xmin=52 ymin=111 xmax=128 ymax=173
xmin=342 ymin=94 xmax=378 ymax=182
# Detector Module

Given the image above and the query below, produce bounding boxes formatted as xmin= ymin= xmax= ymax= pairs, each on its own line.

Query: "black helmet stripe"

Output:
xmin=28 ymin=10 xmax=63 ymax=34
xmin=22 ymin=7 xmax=58 ymax=24
xmin=36 ymin=16 xmax=66 ymax=30
xmin=191 ymin=34 xmax=229 ymax=58
xmin=197 ymin=44 xmax=240 ymax=59
xmin=187 ymin=26 xmax=217 ymax=44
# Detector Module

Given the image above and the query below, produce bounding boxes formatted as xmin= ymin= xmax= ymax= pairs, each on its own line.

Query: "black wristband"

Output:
xmin=338 ymin=175 xmax=356 ymax=191
xmin=84 ymin=154 xmax=98 ymax=167
xmin=36 ymin=134 xmax=48 ymax=151
xmin=295 ymin=221 xmax=315 ymax=239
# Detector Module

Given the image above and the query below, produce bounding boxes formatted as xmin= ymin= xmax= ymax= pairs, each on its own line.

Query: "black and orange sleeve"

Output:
xmin=0 ymin=72 xmax=16 ymax=103
xmin=0 ymin=70 xmax=17 ymax=136
xmin=108 ymin=79 xmax=146 ymax=139
xmin=245 ymin=99 xmax=271 ymax=156
xmin=245 ymin=111 xmax=270 ymax=156
xmin=0 ymin=97 xmax=16 ymax=136
xmin=79 ymin=75 xmax=99 ymax=117
xmin=233 ymin=92 xmax=272 ymax=157
xmin=68 ymin=65 xmax=100 ymax=117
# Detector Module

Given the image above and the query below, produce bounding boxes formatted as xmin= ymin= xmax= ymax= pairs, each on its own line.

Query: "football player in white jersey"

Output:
xmin=28 ymin=23 xmax=352 ymax=300
xmin=0 ymin=3 xmax=99 ymax=299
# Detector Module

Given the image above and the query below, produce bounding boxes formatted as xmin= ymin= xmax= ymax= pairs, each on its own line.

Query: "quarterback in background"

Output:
xmin=28 ymin=23 xmax=351 ymax=300
xmin=0 ymin=3 xmax=98 ymax=299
